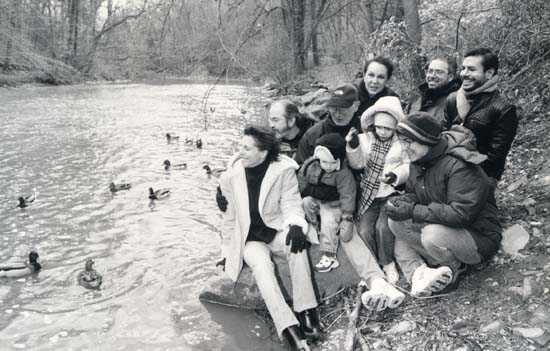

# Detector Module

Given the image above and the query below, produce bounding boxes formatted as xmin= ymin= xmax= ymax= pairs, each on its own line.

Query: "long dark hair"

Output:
xmin=244 ymin=125 xmax=280 ymax=163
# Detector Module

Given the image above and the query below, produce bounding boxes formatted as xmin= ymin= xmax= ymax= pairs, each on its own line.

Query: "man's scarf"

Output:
xmin=358 ymin=137 xmax=393 ymax=217
xmin=456 ymin=75 xmax=499 ymax=121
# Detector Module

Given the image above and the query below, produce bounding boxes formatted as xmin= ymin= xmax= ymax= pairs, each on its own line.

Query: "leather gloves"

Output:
xmin=380 ymin=172 xmax=397 ymax=184
xmin=285 ymin=225 xmax=308 ymax=253
xmin=338 ymin=217 xmax=354 ymax=242
xmin=345 ymin=127 xmax=360 ymax=149
xmin=384 ymin=196 xmax=416 ymax=221
xmin=216 ymin=258 xmax=226 ymax=271
xmin=216 ymin=185 xmax=228 ymax=212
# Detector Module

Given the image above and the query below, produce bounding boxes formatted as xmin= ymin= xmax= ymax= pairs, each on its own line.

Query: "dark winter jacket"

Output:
xmin=407 ymin=80 xmax=461 ymax=122
xmin=294 ymin=114 xmax=361 ymax=164
xmin=443 ymin=90 xmax=518 ymax=180
xmin=353 ymin=79 xmax=400 ymax=120
xmin=407 ymin=128 xmax=502 ymax=260
xmin=298 ymin=157 xmax=356 ymax=214
xmin=279 ymin=115 xmax=316 ymax=159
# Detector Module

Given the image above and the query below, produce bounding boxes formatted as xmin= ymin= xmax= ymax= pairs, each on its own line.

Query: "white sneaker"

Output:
xmin=361 ymin=278 xmax=405 ymax=311
xmin=410 ymin=265 xmax=453 ymax=297
xmin=383 ymin=262 xmax=400 ymax=285
xmin=314 ymin=255 xmax=339 ymax=273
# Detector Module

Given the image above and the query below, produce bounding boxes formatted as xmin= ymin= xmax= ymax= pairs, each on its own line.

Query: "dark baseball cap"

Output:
xmin=326 ymin=83 xmax=358 ymax=108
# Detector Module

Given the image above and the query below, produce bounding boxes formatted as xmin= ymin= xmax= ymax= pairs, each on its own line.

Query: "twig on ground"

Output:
xmin=326 ymin=311 xmax=346 ymax=330
xmin=320 ymin=286 xmax=346 ymax=302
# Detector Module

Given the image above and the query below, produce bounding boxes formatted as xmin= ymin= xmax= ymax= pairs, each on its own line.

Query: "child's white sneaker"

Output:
xmin=410 ymin=265 xmax=453 ymax=297
xmin=314 ymin=255 xmax=339 ymax=273
xmin=361 ymin=278 xmax=405 ymax=311
xmin=383 ymin=261 xmax=400 ymax=285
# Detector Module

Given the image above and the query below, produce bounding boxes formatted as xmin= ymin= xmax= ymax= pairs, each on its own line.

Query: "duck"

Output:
xmin=163 ymin=160 xmax=187 ymax=171
xmin=0 ymin=251 xmax=41 ymax=278
xmin=196 ymin=138 xmax=203 ymax=149
xmin=109 ymin=182 xmax=131 ymax=193
xmin=77 ymin=259 xmax=102 ymax=290
xmin=184 ymin=137 xmax=194 ymax=146
xmin=203 ymin=165 xmax=226 ymax=178
xmin=166 ymin=133 xmax=180 ymax=142
xmin=148 ymin=187 xmax=170 ymax=201
xmin=209 ymin=107 xmax=216 ymax=113
xmin=17 ymin=192 xmax=36 ymax=208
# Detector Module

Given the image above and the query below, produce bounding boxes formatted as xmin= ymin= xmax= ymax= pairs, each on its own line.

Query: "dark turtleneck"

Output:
xmin=245 ymin=157 xmax=277 ymax=244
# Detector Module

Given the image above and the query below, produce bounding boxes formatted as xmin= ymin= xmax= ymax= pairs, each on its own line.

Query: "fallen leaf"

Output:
xmin=385 ymin=320 xmax=416 ymax=334
xmin=501 ymin=224 xmax=530 ymax=258
xmin=480 ymin=320 xmax=505 ymax=333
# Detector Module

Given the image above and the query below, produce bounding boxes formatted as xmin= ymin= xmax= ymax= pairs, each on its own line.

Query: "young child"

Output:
xmin=346 ymin=96 xmax=409 ymax=284
xmin=297 ymin=133 xmax=356 ymax=273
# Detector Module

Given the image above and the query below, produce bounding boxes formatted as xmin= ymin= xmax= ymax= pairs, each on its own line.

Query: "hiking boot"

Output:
xmin=410 ymin=265 xmax=453 ymax=297
xmin=361 ymin=278 xmax=405 ymax=311
xmin=440 ymin=263 xmax=471 ymax=294
xmin=383 ymin=261 xmax=400 ymax=285
xmin=296 ymin=308 xmax=321 ymax=341
xmin=314 ymin=255 xmax=339 ymax=273
xmin=282 ymin=325 xmax=310 ymax=351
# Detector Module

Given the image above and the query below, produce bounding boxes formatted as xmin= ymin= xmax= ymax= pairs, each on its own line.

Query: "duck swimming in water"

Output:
xmin=166 ymin=133 xmax=180 ymax=143
xmin=203 ymin=165 xmax=225 ymax=178
xmin=185 ymin=137 xmax=194 ymax=146
xmin=17 ymin=193 xmax=36 ymax=208
xmin=148 ymin=187 xmax=170 ymax=201
xmin=0 ymin=251 xmax=41 ymax=278
xmin=163 ymin=160 xmax=187 ymax=171
xmin=77 ymin=259 xmax=102 ymax=290
xmin=109 ymin=182 xmax=132 ymax=193
xmin=196 ymin=138 xmax=203 ymax=149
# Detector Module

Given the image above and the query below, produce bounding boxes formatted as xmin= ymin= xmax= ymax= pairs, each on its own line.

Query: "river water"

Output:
xmin=0 ymin=82 xmax=285 ymax=351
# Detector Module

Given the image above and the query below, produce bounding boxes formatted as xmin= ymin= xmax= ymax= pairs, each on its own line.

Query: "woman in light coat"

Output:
xmin=218 ymin=125 xmax=318 ymax=350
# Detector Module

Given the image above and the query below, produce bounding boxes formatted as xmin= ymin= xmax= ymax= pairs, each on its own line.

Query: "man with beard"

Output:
xmin=268 ymin=99 xmax=315 ymax=159
xmin=353 ymin=56 xmax=399 ymax=120
xmin=443 ymin=48 xmax=518 ymax=188
xmin=294 ymin=83 xmax=361 ymax=164
xmin=408 ymin=56 xmax=461 ymax=122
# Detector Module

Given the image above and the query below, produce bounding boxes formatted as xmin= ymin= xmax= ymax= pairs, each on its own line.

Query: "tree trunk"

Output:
xmin=362 ymin=1 xmax=374 ymax=35
xmin=402 ymin=0 xmax=421 ymax=45
xmin=292 ymin=0 xmax=306 ymax=73
xmin=66 ymin=0 xmax=80 ymax=65
xmin=310 ymin=0 xmax=319 ymax=66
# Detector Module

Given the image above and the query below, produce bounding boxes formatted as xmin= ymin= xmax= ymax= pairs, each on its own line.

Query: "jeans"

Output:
xmin=388 ymin=219 xmax=482 ymax=282
xmin=302 ymin=196 xmax=342 ymax=254
xmin=339 ymin=224 xmax=386 ymax=288
xmin=357 ymin=197 xmax=395 ymax=265
xmin=243 ymin=230 xmax=318 ymax=336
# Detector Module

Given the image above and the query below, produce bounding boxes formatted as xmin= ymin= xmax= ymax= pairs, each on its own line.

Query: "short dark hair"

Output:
xmin=244 ymin=125 xmax=280 ymax=163
xmin=363 ymin=56 xmax=394 ymax=80
xmin=429 ymin=55 xmax=458 ymax=77
xmin=464 ymin=48 xmax=498 ymax=74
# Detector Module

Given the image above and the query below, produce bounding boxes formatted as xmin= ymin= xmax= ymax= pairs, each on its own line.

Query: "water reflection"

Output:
xmin=0 ymin=82 xmax=283 ymax=350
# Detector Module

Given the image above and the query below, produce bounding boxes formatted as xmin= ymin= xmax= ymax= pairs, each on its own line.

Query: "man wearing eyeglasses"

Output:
xmin=407 ymin=56 xmax=461 ymax=122
xmin=384 ymin=112 xmax=501 ymax=297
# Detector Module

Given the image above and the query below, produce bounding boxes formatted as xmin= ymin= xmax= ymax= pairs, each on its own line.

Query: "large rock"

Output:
xmin=199 ymin=242 xmax=362 ymax=309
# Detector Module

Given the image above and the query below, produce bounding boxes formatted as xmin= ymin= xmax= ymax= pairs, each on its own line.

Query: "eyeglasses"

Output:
xmin=399 ymin=136 xmax=415 ymax=147
xmin=426 ymin=69 xmax=447 ymax=76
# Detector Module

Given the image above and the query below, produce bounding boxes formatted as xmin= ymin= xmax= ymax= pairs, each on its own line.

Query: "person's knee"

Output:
xmin=420 ymin=224 xmax=448 ymax=249
xmin=387 ymin=218 xmax=408 ymax=239
xmin=244 ymin=245 xmax=273 ymax=272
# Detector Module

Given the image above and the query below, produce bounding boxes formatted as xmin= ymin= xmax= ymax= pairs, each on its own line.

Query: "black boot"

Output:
xmin=296 ymin=308 xmax=321 ymax=340
xmin=282 ymin=325 xmax=309 ymax=351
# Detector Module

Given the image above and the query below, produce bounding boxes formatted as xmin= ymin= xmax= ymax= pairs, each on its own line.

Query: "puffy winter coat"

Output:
xmin=407 ymin=128 xmax=502 ymax=260
xmin=407 ymin=80 xmax=461 ymax=123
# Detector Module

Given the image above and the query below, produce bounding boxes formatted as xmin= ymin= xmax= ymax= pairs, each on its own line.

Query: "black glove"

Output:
xmin=285 ymin=225 xmax=308 ymax=253
xmin=384 ymin=197 xmax=415 ymax=221
xmin=348 ymin=129 xmax=360 ymax=149
xmin=216 ymin=258 xmax=226 ymax=271
xmin=216 ymin=186 xmax=228 ymax=212
xmin=381 ymin=172 xmax=397 ymax=184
